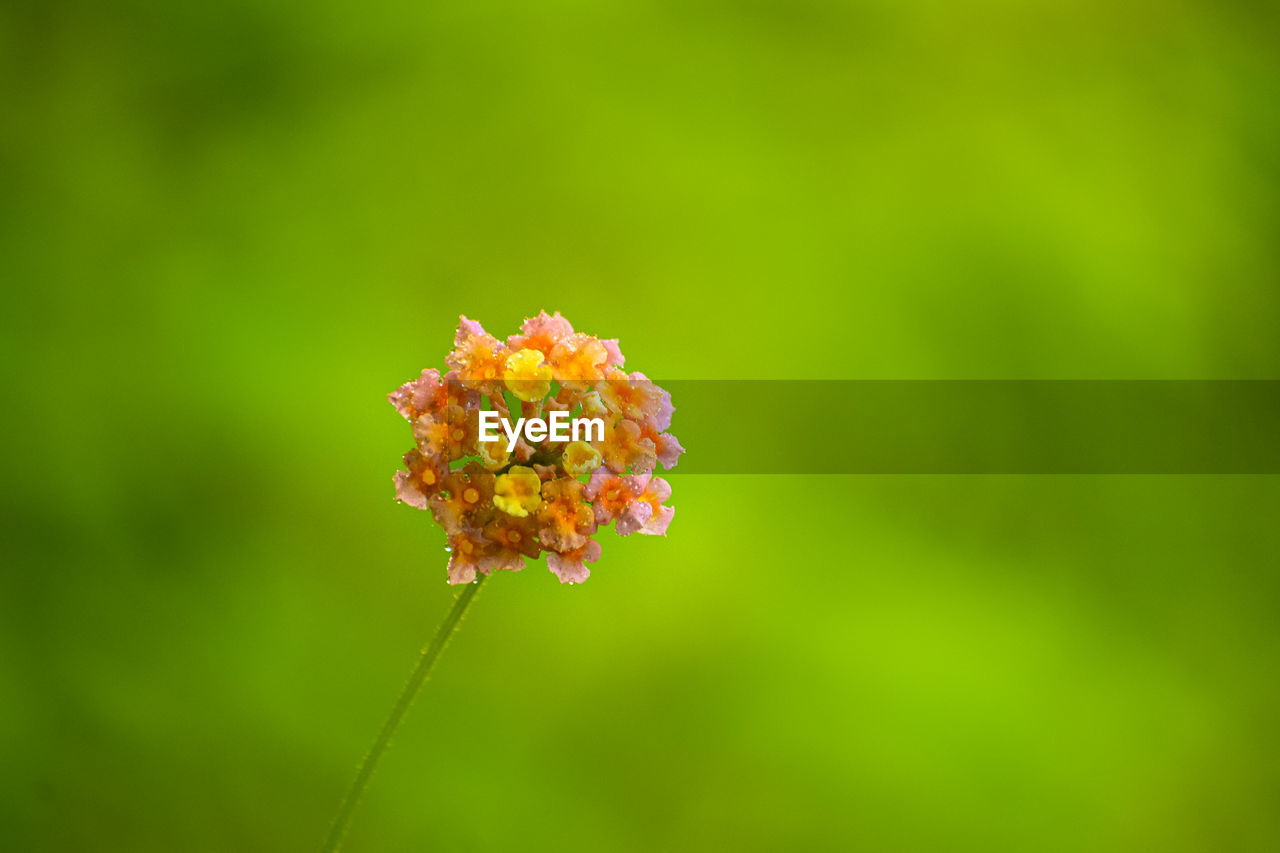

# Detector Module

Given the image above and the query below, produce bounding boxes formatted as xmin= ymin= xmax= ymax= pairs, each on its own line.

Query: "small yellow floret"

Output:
xmin=579 ymin=391 xmax=608 ymax=420
xmin=479 ymin=439 xmax=512 ymax=471
xmin=562 ymin=441 xmax=602 ymax=477
xmin=504 ymin=348 xmax=552 ymax=402
xmin=493 ymin=465 xmax=543 ymax=517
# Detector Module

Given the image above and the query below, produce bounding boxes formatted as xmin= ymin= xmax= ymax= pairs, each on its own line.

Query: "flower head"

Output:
xmin=390 ymin=313 xmax=681 ymax=584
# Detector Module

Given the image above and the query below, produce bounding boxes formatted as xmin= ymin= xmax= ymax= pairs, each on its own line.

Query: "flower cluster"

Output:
xmin=390 ymin=312 xmax=682 ymax=584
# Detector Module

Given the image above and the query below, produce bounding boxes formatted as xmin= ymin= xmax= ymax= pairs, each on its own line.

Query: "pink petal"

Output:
xmin=640 ymin=504 xmax=674 ymax=537
xmin=546 ymin=539 xmax=601 ymax=584
xmin=583 ymin=466 xmax=612 ymax=500
xmin=442 ymin=371 xmax=481 ymax=410
xmin=614 ymin=501 xmax=654 ymax=537
xmin=388 ymin=368 xmax=441 ymax=420
xmin=507 ymin=310 xmax=574 ymax=351
xmin=454 ymin=315 xmax=489 ymax=345
xmin=648 ymin=389 xmax=674 ymax=433
xmin=483 ymin=551 xmax=527 ymax=573
xmin=447 ymin=557 xmax=478 ymax=585
xmin=629 ymin=439 xmax=657 ymax=476
xmin=600 ymin=338 xmax=625 ymax=368
xmin=547 ymin=554 xmax=590 ymax=584
xmin=645 ymin=477 xmax=672 ymax=503
xmin=622 ymin=473 xmax=651 ymax=494
xmin=393 ymin=471 xmax=429 ymax=509
xmin=655 ymin=433 xmax=684 ymax=469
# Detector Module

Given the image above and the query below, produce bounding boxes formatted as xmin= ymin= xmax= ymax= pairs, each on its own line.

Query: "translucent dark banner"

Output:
xmin=656 ymin=381 xmax=1280 ymax=474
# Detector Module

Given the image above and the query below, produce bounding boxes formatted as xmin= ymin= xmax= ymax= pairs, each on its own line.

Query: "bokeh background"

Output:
xmin=3 ymin=0 xmax=1279 ymax=850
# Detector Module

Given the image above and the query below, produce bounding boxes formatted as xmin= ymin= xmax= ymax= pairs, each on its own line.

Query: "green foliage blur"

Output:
xmin=3 ymin=0 xmax=1278 ymax=850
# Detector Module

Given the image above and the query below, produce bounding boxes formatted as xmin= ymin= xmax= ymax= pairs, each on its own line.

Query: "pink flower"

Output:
xmin=546 ymin=539 xmax=602 ymax=584
xmin=600 ymin=338 xmax=625 ymax=369
xmin=388 ymin=368 xmax=442 ymax=422
xmin=412 ymin=406 xmax=479 ymax=462
xmin=388 ymin=369 xmax=479 ymax=422
xmin=595 ymin=418 xmax=657 ymax=475
xmin=548 ymin=333 xmax=609 ymax=390
xmin=393 ymin=449 xmax=448 ymax=509
xmin=536 ymin=478 xmax=597 ymax=552
xmin=506 ymin=310 xmax=574 ymax=357
xmin=584 ymin=467 xmax=653 ymax=536
xmin=647 ymin=386 xmax=675 ymax=433
xmin=446 ymin=527 xmax=496 ymax=584
xmin=428 ymin=462 xmax=497 ymax=534
xmin=445 ymin=315 xmax=507 ymax=397
xmin=639 ymin=422 xmax=685 ymax=470
xmin=598 ymin=369 xmax=668 ymax=426
xmin=482 ymin=513 xmax=539 ymax=574
xmin=636 ymin=477 xmax=674 ymax=536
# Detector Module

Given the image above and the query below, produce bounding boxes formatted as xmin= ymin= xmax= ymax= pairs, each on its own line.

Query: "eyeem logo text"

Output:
xmin=479 ymin=411 xmax=604 ymax=452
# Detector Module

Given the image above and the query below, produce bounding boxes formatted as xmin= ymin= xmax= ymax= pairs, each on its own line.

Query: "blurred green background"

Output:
xmin=3 ymin=0 xmax=1279 ymax=850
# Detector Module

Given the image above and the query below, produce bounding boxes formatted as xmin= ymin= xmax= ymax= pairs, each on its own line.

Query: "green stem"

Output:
xmin=321 ymin=574 xmax=487 ymax=852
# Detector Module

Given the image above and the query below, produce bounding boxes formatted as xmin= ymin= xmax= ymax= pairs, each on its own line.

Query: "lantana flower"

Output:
xmin=636 ymin=476 xmax=674 ymax=536
xmin=583 ymin=468 xmax=653 ymax=536
xmin=505 ymin=310 xmax=574 ymax=357
xmin=561 ymin=440 xmax=602 ymax=477
xmin=599 ymin=368 xmax=668 ymax=424
xmin=548 ymin=333 xmax=609 ymax=390
xmin=536 ymin=477 xmax=597 ymax=553
xmin=413 ymin=406 xmax=479 ymax=462
xmin=595 ymin=417 xmax=657 ymax=475
xmin=546 ymin=539 xmax=601 ymax=585
xmin=429 ymin=463 xmax=496 ymax=532
xmin=638 ymin=421 xmax=686 ymax=470
xmin=327 ymin=313 xmax=688 ymax=850
xmin=387 ymin=312 xmax=682 ymax=585
xmin=493 ymin=466 xmax=543 ymax=517
xmin=393 ymin=448 xmax=448 ymax=509
xmin=445 ymin=526 xmax=495 ymax=585
xmin=504 ymin=348 xmax=553 ymax=402
xmin=445 ymin=316 xmax=508 ymax=397
xmin=482 ymin=513 xmax=540 ymax=573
